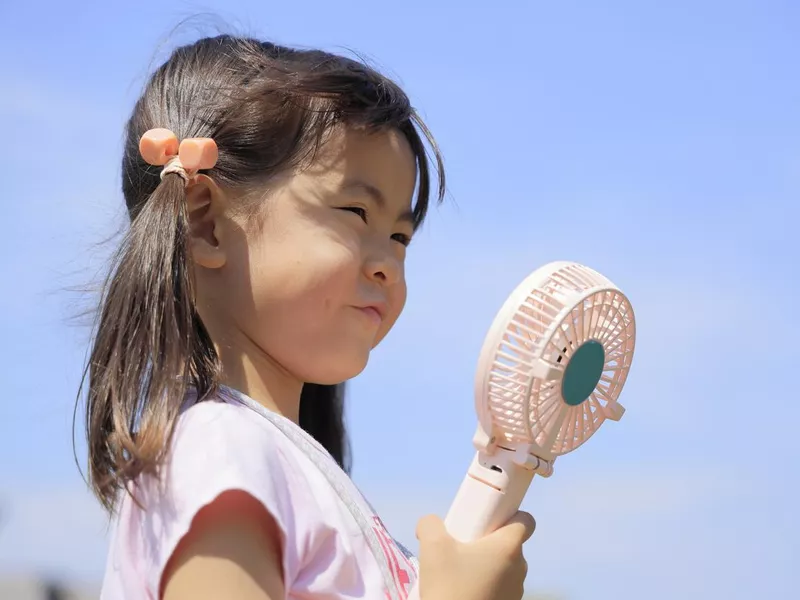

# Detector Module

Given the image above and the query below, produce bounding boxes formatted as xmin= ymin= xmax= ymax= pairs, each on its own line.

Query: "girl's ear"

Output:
xmin=186 ymin=174 xmax=227 ymax=270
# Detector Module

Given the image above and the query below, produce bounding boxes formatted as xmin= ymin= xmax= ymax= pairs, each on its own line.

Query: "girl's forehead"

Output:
xmin=292 ymin=128 xmax=414 ymax=200
xmin=314 ymin=127 xmax=414 ymax=165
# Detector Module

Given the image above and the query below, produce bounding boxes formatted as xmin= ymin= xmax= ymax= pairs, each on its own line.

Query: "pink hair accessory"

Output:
xmin=138 ymin=128 xmax=218 ymax=185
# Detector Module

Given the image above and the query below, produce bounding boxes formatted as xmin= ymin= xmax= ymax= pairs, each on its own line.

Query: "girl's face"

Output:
xmin=196 ymin=127 xmax=417 ymax=385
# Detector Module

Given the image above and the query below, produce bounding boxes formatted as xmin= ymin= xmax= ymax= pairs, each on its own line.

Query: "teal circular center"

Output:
xmin=561 ymin=340 xmax=605 ymax=406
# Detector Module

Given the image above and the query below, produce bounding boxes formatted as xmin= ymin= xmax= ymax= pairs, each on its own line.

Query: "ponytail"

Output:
xmin=83 ymin=173 xmax=219 ymax=512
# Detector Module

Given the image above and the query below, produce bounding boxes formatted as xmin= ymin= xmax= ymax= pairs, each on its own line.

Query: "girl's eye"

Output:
xmin=340 ymin=206 xmax=411 ymax=247
xmin=341 ymin=206 xmax=368 ymax=223
xmin=392 ymin=233 xmax=412 ymax=247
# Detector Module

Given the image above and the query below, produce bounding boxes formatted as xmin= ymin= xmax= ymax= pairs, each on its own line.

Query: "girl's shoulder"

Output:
xmin=157 ymin=394 xmax=296 ymax=486
xmin=174 ymin=393 xmax=287 ymax=453
xmin=102 ymin=392 xmax=319 ymax=598
xmin=102 ymin=390 xmax=418 ymax=600
xmin=161 ymin=391 xmax=323 ymax=507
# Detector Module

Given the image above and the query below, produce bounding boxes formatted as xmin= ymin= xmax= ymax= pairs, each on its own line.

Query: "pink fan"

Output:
xmin=408 ymin=261 xmax=636 ymax=598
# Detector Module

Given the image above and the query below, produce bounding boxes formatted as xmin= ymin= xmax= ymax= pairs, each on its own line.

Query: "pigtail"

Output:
xmin=83 ymin=173 xmax=219 ymax=512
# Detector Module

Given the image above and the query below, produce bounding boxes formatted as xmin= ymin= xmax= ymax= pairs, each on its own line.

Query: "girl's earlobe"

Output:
xmin=190 ymin=236 xmax=226 ymax=269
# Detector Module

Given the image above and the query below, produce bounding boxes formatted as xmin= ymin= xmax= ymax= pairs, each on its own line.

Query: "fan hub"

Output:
xmin=562 ymin=340 xmax=605 ymax=406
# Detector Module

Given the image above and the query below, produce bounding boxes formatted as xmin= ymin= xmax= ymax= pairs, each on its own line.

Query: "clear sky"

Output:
xmin=0 ymin=1 xmax=797 ymax=598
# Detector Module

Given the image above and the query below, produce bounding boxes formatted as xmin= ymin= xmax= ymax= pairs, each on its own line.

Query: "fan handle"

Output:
xmin=406 ymin=449 xmax=535 ymax=600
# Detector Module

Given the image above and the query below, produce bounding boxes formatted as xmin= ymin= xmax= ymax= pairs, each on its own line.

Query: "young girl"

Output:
xmin=83 ymin=34 xmax=535 ymax=600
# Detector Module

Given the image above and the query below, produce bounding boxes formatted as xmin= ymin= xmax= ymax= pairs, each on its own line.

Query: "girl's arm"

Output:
xmin=160 ymin=490 xmax=285 ymax=600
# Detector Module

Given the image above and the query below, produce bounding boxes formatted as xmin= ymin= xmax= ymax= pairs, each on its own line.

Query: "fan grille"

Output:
xmin=484 ymin=264 xmax=635 ymax=457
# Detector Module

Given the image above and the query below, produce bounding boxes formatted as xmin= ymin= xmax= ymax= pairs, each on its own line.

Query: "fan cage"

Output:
xmin=482 ymin=263 xmax=635 ymax=457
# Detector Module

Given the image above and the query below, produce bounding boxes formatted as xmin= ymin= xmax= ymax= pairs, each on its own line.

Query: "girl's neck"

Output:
xmin=215 ymin=337 xmax=304 ymax=423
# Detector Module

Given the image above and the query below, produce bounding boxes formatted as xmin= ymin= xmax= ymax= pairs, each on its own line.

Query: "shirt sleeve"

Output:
xmin=131 ymin=399 xmax=305 ymax=595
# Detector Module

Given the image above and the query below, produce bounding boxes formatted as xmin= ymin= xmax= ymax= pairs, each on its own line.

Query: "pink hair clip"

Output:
xmin=138 ymin=128 xmax=218 ymax=185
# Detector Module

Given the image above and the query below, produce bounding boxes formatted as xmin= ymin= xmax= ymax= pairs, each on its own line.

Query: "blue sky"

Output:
xmin=1 ymin=0 xmax=798 ymax=598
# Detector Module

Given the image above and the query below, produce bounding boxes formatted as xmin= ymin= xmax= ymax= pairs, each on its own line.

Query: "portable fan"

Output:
xmin=407 ymin=261 xmax=635 ymax=599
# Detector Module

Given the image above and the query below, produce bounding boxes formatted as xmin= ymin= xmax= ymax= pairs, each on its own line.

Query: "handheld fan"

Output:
xmin=407 ymin=261 xmax=635 ymax=599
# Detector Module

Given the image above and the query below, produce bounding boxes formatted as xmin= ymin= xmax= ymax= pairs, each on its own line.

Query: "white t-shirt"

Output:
xmin=100 ymin=388 xmax=417 ymax=599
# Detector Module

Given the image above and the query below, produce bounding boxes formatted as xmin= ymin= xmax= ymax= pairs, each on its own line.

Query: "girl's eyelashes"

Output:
xmin=391 ymin=233 xmax=412 ymax=247
xmin=339 ymin=206 xmax=412 ymax=246
xmin=341 ymin=205 xmax=368 ymax=223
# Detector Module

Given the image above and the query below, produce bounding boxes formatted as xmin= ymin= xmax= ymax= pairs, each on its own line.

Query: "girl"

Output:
xmin=82 ymin=34 xmax=535 ymax=600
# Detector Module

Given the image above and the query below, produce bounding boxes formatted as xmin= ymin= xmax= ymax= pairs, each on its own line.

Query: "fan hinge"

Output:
xmin=510 ymin=444 xmax=555 ymax=477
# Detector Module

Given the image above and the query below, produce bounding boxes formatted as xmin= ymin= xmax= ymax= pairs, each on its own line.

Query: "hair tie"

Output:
xmin=138 ymin=128 xmax=218 ymax=186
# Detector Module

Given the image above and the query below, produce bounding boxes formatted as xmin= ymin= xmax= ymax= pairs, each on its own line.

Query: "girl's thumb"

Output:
xmin=415 ymin=514 xmax=447 ymax=542
xmin=491 ymin=511 xmax=537 ymax=545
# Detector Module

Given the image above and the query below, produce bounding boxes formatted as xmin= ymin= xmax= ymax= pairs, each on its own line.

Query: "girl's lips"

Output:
xmin=356 ymin=306 xmax=383 ymax=326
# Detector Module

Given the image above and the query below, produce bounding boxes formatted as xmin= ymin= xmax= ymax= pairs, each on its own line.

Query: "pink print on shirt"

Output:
xmin=372 ymin=516 xmax=416 ymax=600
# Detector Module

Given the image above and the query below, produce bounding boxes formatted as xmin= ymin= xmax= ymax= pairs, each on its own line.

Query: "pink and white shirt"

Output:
xmin=100 ymin=387 xmax=417 ymax=600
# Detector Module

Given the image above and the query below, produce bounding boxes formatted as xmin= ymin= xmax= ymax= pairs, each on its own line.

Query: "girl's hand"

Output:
xmin=416 ymin=511 xmax=535 ymax=600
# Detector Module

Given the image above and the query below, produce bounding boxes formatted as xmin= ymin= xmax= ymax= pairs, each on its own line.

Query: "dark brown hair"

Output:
xmin=79 ymin=35 xmax=445 ymax=512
